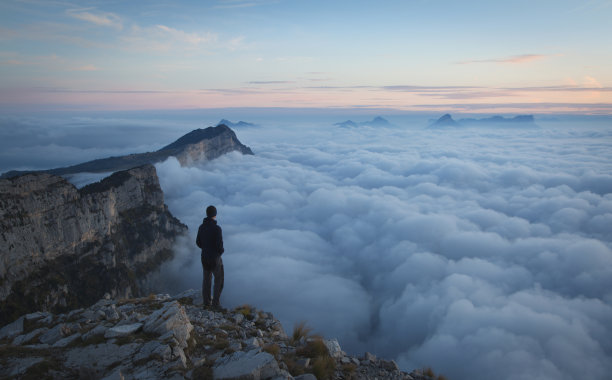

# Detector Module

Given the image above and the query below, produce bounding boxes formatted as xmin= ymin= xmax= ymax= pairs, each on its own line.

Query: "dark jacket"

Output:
xmin=196 ymin=217 xmax=224 ymax=270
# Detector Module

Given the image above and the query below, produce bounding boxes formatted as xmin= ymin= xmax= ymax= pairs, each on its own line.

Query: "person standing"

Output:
xmin=196 ymin=205 xmax=224 ymax=309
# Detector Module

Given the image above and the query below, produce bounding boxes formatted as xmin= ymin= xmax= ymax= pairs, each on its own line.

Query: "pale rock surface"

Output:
xmin=0 ymin=291 xmax=439 ymax=380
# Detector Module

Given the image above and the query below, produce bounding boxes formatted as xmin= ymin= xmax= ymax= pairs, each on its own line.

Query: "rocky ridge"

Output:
xmin=0 ymin=290 xmax=438 ymax=380
xmin=0 ymin=164 xmax=187 ymax=325
xmin=1 ymin=124 xmax=254 ymax=179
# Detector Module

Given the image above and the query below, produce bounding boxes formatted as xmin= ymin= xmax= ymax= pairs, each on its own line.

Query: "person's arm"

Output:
xmin=196 ymin=226 xmax=202 ymax=249
xmin=217 ymin=226 xmax=224 ymax=255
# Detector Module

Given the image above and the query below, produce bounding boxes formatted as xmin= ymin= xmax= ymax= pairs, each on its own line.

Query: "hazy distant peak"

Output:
xmin=429 ymin=113 xmax=539 ymax=129
xmin=458 ymin=114 xmax=538 ymax=127
xmin=216 ymin=119 xmax=257 ymax=128
xmin=428 ymin=113 xmax=460 ymax=128
xmin=334 ymin=116 xmax=391 ymax=128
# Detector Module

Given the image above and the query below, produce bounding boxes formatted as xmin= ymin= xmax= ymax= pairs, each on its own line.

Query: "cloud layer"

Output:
xmin=153 ymin=122 xmax=612 ymax=380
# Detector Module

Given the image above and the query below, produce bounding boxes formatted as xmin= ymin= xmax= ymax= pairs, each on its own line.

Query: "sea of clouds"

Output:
xmin=3 ymin=113 xmax=610 ymax=380
xmin=152 ymin=122 xmax=612 ymax=380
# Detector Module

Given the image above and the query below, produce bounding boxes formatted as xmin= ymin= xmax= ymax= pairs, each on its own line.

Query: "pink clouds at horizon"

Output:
xmin=1 ymin=84 xmax=611 ymax=114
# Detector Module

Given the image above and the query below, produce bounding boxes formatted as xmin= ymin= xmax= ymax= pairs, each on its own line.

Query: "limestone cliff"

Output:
xmin=0 ymin=164 xmax=187 ymax=325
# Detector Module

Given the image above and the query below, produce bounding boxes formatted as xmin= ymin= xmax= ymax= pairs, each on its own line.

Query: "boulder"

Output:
xmin=143 ymin=301 xmax=193 ymax=349
xmin=324 ymin=338 xmax=344 ymax=358
xmin=0 ymin=316 xmax=24 ymax=339
xmin=104 ymin=322 xmax=143 ymax=338
xmin=213 ymin=349 xmax=282 ymax=380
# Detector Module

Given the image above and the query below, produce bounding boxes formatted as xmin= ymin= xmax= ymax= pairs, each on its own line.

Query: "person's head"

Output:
xmin=206 ymin=205 xmax=217 ymax=219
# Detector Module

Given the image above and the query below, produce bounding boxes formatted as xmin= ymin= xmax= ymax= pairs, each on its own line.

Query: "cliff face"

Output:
xmin=0 ymin=164 xmax=187 ymax=325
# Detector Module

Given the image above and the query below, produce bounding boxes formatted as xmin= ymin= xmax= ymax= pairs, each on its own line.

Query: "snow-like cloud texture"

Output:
xmin=153 ymin=123 xmax=612 ymax=380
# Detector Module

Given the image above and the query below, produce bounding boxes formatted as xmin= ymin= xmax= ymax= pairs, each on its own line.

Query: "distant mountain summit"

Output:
xmin=334 ymin=116 xmax=392 ymax=128
xmin=459 ymin=115 xmax=538 ymax=127
xmin=217 ymin=119 xmax=258 ymax=128
xmin=428 ymin=114 xmax=460 ymax=128
xmin=428 ymin=114 xmax=539 ymax=129
xmin=1 ymin=124 xmax=254 ymax=179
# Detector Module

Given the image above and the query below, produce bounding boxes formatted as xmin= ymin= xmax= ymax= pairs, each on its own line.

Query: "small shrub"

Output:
xmin=192 ymin=364 xmax=213 ymax=380
xmin=291 ymin=321 xmax=312 ymax=344
xmin=235 ymin=305 xmax=255 ymax=320
xmin=311 ymin=356 xmax=336 ymax=380
xmin=283 ymin=354 xmax=306 ymax=376
xmin=177 ymin=297 xmax=193 ymax=305
xmin=296 ymin=338 xmax=329 ymax=358
xmin=263 ymin=343 xmax=280 ymax=356
xmin=214 ymin=338 xmax=229 ymax=350
xmin=424 ymin=367 xmax=435 ymax=377
xmin=342 ymin=362 xmax=357 ymax=375
xmin=437 ymin=375 xmax=449 ymax=380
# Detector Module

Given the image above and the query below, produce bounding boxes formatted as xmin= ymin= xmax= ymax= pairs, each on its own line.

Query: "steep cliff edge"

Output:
xmin=0 ymin=165 xmax=187 ymax=325
xmin=1 ymin=124 xmax=254 ymax=179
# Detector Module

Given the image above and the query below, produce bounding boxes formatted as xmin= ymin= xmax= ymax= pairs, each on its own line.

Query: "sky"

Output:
xmin=1 ymin=0 xmax=612 ymax=113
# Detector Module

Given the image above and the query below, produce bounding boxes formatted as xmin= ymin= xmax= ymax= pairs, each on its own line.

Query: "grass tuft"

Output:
xmin=311 ymin=356 xmax=336 ymax=380
xmin=291 ymin=321 xmax=313 ymax=345
xmin=296 ymin=338 xmax=329 ymax=358
xmin=235 ymin=305 xmax=255 ymax=320
xmin=263 ymin=343 xmax=280 ymax=356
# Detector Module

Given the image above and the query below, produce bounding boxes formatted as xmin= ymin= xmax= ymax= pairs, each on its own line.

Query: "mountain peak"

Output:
xmin=429 ymin=114 xmax=460 ymax=128
xmin=1 ymin=125 xmax=253 ymax=179
xmin=160 ymin=125 xmax=234 ymax=152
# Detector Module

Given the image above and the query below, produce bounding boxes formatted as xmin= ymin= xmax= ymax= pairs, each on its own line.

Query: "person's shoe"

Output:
xmin=211 ymin=302 xmax=225 ymax=312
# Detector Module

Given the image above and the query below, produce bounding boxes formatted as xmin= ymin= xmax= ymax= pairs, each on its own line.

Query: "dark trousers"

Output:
xmin=202 ymin=256 xmax=224 ymax=306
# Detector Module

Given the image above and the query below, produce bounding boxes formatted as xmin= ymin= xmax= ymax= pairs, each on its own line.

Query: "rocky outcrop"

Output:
xmin=1 ymin=124 xmax=254 ymax=179
xmin=0 ymin=165 xmax=187 ymax=325
xmin=0 ymin=290 xmax=439 ymax=380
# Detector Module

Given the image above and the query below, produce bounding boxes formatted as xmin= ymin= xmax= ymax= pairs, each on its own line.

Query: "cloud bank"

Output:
xmin=153 ymin=122 xmax=612 ymax=380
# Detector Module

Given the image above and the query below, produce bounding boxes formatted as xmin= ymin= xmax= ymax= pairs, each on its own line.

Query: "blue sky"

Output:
xmin=1 ymin=0 xmax=611 ymax=113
